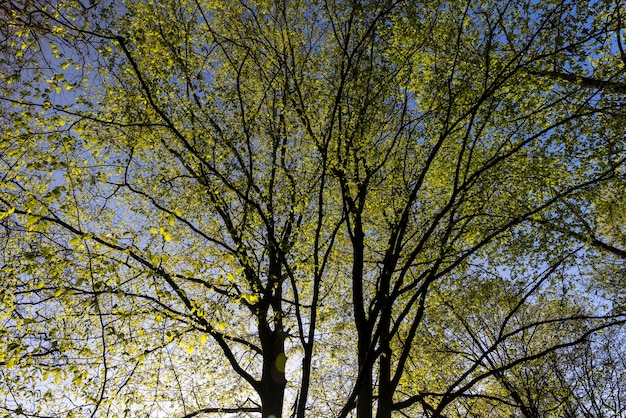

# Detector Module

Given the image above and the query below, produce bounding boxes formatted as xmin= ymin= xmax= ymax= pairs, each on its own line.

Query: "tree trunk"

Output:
xmin=259 ymin=328 xmax=286 ymax=418
xmin=357 ymin=334 xmax=374 ymax=418
xmin=353 ymin=216 xmax=374 ymax=418
xmin=376 ymin=327 xmax=393 ymax=418
xmin=261 ymin=366 xmax=286 ymax=418
xmin=258 ymin=248 xmax=287 ymax=418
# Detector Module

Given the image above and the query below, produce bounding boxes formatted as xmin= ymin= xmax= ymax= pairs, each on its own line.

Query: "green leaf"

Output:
xmin=0 ymin=207 xmax=15 ymax=220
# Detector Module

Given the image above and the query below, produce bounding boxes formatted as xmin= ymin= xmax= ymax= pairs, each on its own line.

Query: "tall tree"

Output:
xmin=1 ymin=0 xmax=625 ymax=417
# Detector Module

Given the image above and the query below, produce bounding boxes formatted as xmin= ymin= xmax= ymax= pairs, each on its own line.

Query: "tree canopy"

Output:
xmin=1 ymin=0 xmax=626 ymax=417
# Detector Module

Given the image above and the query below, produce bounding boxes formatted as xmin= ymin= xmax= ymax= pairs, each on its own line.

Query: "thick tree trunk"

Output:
xmin=259 ymin=329 xmax=286 ymax=418
xmin=260 ymin=365 xmax=286 ymax=418
xmin=258 ymin=249 xmax=287 ymax=418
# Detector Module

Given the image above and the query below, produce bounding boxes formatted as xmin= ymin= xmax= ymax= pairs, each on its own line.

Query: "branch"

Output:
xmin=181 ymin=406 xmax=262 ymax=418
xmin=534 ymin=219 xmax=626 ymax=259
xmin=526 ymin=69 xmax=626 ymax=94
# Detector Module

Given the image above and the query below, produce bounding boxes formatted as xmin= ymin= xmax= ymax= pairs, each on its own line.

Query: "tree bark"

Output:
xmin=376 ymin=325 xmax=393 ymax=418
xmin=259 ymin=324 xmax=286 ymax=418
xmin=357 ymin=335 xmax=374 ymax=418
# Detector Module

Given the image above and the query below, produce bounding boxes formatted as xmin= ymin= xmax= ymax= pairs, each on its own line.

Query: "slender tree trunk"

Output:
xmin=376 ymin=321 xmax=393 ymax=418
xmin=376 ymin=262 xmax=395 ymax=418
xmin=352 ymin=215 xmax=374 ymax=418
xmin=357 ymin=334 xmax=374 ymax=418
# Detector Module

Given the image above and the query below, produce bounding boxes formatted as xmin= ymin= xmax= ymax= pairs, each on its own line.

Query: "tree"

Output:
xmin=1 ymin=0 xmax=625 ymax=417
